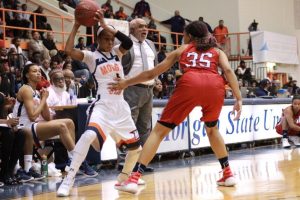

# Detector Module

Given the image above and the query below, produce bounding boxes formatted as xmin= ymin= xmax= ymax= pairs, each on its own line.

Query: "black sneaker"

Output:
xmin=27 ymin=168 xmax=46 ymax=181
xmin=78 ymin=161 xmax=98 ymax=177
xmin=16 ymin=169 xmax=34 ymax=183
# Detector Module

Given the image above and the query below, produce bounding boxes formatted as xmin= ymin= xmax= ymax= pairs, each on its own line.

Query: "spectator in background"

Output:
xmin=101 ymin=0 xmax=114 ymax=18
xmin=28 ymin=31 xmax=50 ymax=61
xmin=115 ymin=6 xmax=128 ymax=20
xmin=40 ymin=59 xmax=51 ymax=80
xmin=78 ymin=77 xmax=96 ymax=99
xmin=133 ymin=0 xmax=151 ymax=17
xmin=10 ymin=12 xmax=23 ymax=38
xmin=161 ymin=10 xmax=185 ymax=48
xmin=47 ymin=69 xmax=70 ymax=117
xmin=30 ymin=6 xmax=52 ymax=39
xmin=0 ymin=92 xmax=25 ymax=186
xmin=75 ymin=37 xmax=86 ymax=50
xmin=213 ymin=20 xmax=229 ymax=50
xmin=157 ymin=46 xmax=166 ymax=63
xmin=59 ymin=1 xmax=68 ymax=12
xmin=199 ymin=16 xmax=213 ymax=33
xmin=234 ymin=60 xmax=252 ymax=85
xmin=162 ymin=73 xmax=175 ymax=98
xmin=63 ymin=69 xmax=79 ymax=96
xmin=147 ymin=17 xmax=167 ymax=50
xmin=0 ymin=60 xmax=16 ymax=97
xmin=43 ymin=32 xmax=58 ymax=52
xmin=255 ymin=79 xmax=271 ymax=97
xmin=153 ymin=78 xmax=163 ymax=99
xmin=9 ymin=37 xmax=27 ymax=69
xmin=248 ymin=20 xmax=258 ymax=56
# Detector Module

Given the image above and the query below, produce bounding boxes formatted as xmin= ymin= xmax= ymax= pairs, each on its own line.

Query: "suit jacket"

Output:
xmin=122 ymin=38 xmax=158 ymax=75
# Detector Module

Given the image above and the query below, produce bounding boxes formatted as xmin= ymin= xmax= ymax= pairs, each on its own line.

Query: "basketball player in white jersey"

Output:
xmin=57 ymin=9 xmax=143 ymax=197
xmin=12 ymin=63 xmax=77 ymax=180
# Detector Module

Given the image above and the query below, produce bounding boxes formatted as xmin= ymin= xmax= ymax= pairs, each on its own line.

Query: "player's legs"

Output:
xmin=36 ymin=119 xmax=75 ymax=151
xmin=115 ymin=123 xmax=172 ymax=193
xmin=57 ymin=129 xmax=99 ymax=197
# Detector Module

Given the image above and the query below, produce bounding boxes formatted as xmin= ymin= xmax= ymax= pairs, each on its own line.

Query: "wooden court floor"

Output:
xmin=3 ymin=146 xmax=300 ymax=200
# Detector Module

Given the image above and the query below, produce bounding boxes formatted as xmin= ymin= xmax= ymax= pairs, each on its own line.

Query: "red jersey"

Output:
xmin=179 ymin=44 xmax=219 ymax=74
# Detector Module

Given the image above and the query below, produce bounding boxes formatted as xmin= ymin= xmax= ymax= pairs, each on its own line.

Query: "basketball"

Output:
xmin=75 ymin=0 xmax=100 ymax=27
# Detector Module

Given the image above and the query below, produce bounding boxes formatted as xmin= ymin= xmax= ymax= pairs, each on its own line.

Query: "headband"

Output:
xmin=97 ymin=25 xmax=115 ymax=36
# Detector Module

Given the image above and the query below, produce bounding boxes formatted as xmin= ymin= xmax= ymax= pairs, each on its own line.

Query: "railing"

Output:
xmin=0 ymin=7 xmax=94 ymax=50
xmin=0 ymin=8 xmax=253 ymax=62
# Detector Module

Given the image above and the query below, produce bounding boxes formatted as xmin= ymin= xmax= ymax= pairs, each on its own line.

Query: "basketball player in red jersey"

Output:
xmin=109 ymin=20 xmax=242 ymax=193
xmin=276 ymin=95 xmax=300 ymax=148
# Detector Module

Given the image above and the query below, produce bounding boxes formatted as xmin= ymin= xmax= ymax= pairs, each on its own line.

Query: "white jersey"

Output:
xmin=82 ymin=46 xmax=124 ymax=100
xmin=12 ymin=86 xmax=44 ymax=128
xmin=82 ymin=46 xmax=139 ymax=146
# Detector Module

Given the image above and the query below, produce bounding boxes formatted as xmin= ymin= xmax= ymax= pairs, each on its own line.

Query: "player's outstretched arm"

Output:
xmin=65 ymin=21 xmax=84 ymax=61
xmin=108 ymin=46 xmax=184 ymax=90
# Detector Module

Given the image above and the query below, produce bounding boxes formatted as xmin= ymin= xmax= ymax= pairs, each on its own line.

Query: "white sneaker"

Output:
xmin=137 ymin=178 xmax=145 ymax=185
xmin=282 ymin=138 xmax=291 ymax=148
xmin=56 ymin=176 xmax=75 ymax=197
xmin=289 ymin=136 xmax=300 ymax=147
xmin=114 ymin=172 xmax=141 ymax=194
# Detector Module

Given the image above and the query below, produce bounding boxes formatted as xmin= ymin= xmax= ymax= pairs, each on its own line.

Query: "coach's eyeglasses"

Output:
xmin=53 ymin=77 xmax=65 ymax=82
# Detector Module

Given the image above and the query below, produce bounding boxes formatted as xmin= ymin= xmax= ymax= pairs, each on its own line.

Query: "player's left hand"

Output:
xmin=108 ymin=77 xmax=128 ymax=91
xmin=231 ymin=99 xmax=242 ymax=120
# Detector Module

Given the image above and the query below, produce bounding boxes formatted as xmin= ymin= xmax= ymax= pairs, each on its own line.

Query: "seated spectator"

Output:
xmin=10 ymin=12 xmax=23 ymax=38
xmin=101 ymin=0 xmax=114 ymax=18
xmin=275 ymin=95 xmax=300 ymax=148
xmin=162 ymin=73 xmax=175 ymax=98
xmin=0 ymin=60 xmax=16 ymax=97
xmin=157 ymin=46 xmax=166 ymax=63
xmin=255 ymin=79 xmax=271 ymax=97
xmin=75 ymin=37 xmax=86 ymax=50
xmin=30 ymin=6 xmax=52 ymax=39
xmin=63 ymin=69 xmax=80 ymax=96
xmin=59 ymin=1 xmax=68 ymax=12
xmin=153 ymin=78 xmax=163 ymax=99
xmin=0 ymin=92 xmax=27 ymax=185
xmin=9 ymin=37 xmax=27 ymax=69
xmin=133 ymin=0 xmax=151 ymax=17
xmin=78 ymin=77 xmax=96 ymax=99
xmin=28 ymin=31 xmax=50 ymax=61
xmin=115 ymin=6 xmax=128 ymax=20
xmin=63 ymin=62 xmax=72 ymax=70
xmin=47 ymin=69 xmax=70 ymax=117
xmin=147 ymin=17 xmax=167 ymax=50
xmin=43 ymin=32 xmax=58 ymax=52
xmin=234 ymin=60 xmax=252 ymax=84
xmin=40 ymin=59 xmax=51 ymax=80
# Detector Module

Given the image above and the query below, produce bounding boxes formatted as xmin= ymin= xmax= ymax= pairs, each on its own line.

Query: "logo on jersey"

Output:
xmin=100 ymin=63 xmax=120 ymax=75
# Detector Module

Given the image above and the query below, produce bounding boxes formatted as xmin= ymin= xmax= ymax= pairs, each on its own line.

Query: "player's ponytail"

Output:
xmin=185 ymin=21 xmax=217 ymax=51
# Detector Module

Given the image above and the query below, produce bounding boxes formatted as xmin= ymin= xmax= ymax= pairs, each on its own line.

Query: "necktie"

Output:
xmin=139 ymin=41 xmax=149 ymax=71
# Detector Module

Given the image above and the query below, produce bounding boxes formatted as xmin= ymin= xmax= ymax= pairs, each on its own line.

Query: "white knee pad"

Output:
xmin=81 ymin=130 xmax=97 ymax=144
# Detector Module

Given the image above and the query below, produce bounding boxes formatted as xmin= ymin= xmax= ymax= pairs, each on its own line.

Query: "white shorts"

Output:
xmin=86 ymin=98 xmax=139 ymax=148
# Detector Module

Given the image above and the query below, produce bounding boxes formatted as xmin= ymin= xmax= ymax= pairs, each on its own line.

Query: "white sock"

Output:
xmin=24 ymin=155 xmax=33 ymax=172
xmin=67 ymin=130 xmax=97 ymax=178
xmin=67 ymin=150 xmax=75 ymax=159
xmin=14 ymin=160 xmax=21 ymax=174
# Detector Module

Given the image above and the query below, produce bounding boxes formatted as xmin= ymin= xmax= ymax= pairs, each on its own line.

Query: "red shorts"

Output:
xmin=275 ymin=122 xmax=300 ymax=136
xmin=159 ymin=71 xmax=225 ymax=126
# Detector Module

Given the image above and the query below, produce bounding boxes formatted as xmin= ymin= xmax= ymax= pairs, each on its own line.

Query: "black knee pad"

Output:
xmin=119 ymin=140 xmax=141 ymax=152
xmin=205 ymin=120 xmax=218 ymax=128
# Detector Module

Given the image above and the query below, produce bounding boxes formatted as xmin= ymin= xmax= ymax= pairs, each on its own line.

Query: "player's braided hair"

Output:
xmin=185 ymin=21 xmax=217 ymax=51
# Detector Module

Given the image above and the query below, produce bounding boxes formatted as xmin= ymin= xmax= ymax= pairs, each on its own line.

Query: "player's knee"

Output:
xmin=119 ymin=140 xmax=141 ymax=152
xmin=82 ymin=130 xmax=97 ymax=144
xmin=205 ymin=120 xmax=218 ymax=128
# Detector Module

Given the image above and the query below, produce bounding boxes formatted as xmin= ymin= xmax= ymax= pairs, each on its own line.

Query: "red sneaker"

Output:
xmin=114 ymin=172 xmax=141 ymax=194
xmin=217 ymin=166 xmax=236 ymax=187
